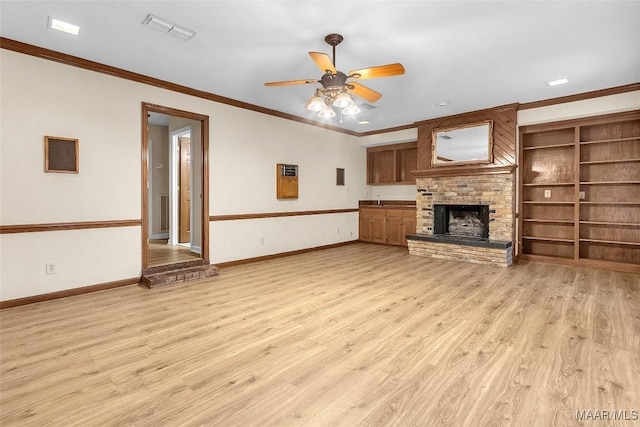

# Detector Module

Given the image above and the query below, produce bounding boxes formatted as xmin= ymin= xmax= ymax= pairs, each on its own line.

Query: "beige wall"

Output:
xmin=0 ymin=49 xmax=368 ymax=301
xmin=517 ymin=91 xmax=640 ymax=125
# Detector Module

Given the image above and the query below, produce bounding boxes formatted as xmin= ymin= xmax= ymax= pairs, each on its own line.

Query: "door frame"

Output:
xmin=141 ymin=102 xmax=210 ymax=271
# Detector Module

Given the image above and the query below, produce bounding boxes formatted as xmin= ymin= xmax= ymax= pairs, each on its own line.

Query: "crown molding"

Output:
xmin=0 ymin=37 xmax=362 ymax=136
xmin=2 ymin=38 xmax=637 ymax=137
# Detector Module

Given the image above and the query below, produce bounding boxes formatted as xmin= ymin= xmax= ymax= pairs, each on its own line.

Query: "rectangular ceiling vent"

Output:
xmin=142 ymin=14 xmax=195 ymax=41
xmin=360 ymin=103 xmax=377 ymax=110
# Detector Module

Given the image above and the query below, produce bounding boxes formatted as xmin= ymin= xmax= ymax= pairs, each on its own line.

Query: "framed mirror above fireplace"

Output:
xmin=431 ymin=120 xmax=493 ymax=166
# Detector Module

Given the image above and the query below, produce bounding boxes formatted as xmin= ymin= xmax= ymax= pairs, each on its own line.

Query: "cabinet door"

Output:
xmin=359 ymin=213 xmax=373 ymax=242
xmin=386 ymin=216 xmax=405 ymax=246
xmin=371 ymin=216 xmax=387 ymax=243
xmin=403 ymin=213 xmax=417 ymax=246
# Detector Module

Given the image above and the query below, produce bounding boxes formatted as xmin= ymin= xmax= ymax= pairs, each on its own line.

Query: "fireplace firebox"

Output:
xmin=434 ymin=204 xmax=489 ymax=239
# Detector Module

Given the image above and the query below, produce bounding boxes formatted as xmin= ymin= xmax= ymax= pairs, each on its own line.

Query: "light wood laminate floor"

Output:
xmin=1 ymin=243 xmax=639 ymax=426
xmin=148 ymin=240 xmax=201 ymax=267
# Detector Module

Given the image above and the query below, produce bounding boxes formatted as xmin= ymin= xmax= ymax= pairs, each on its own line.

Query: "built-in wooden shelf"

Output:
xmin=579 ymin=221 xmax=640 ymax=227
xmin=580 ymin=136 xmax=640 ymax=145
xmin=522 ymin=142 xmax=574 ymax=150
xmin=524 ymin=219 xmax=574 ymax=224
xmin=519 ymin=110 xmax=640 ymax=270
xmin=580 ymin=181 xmax=640 ymax=185
xmin=579 ymin=238 xmax=639 ymax=246
xmin=579 ymin=201 xmax=640 ymax=205
xmin=522 ymin=236 xmax=574 ymax=243
xmin=580 ymin=159 xmax=640 ymax=165
xmin=523 ymin=201 xmax=574 ymax=205
xmin=523 ymin=182 xmax=574 ymax=187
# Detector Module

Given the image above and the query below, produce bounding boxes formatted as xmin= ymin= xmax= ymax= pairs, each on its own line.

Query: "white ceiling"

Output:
xmin=1 ymin=1 xmax=639 ymax=133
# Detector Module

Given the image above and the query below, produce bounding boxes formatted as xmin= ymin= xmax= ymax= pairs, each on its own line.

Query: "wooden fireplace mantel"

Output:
xmin=412 ymin=164 xmax=516 ymax=178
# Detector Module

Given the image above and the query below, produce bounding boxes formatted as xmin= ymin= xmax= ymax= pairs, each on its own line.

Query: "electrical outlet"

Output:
xmin=337 ymin=227 xmax=340 ymax=234
xmin=259 ymin=237 xmax=264 ymax=245
xmin=579 ymin=191 xmax=586 ymax=200
xmin=46 ymin=263 xmax=56 ymax=275
xmin=544 ymin=190 xmax=552 ymax=198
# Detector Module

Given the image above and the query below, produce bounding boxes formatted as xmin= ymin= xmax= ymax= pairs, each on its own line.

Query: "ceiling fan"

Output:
xmin=264 ymin=34 xmax=405 ymax=119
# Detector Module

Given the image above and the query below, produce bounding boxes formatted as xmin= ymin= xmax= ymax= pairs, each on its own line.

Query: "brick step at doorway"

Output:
xmin=141 ymin=263 xmax=219 ymax=288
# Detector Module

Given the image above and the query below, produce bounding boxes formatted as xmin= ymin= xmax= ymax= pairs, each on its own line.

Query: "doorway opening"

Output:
xmin=142 ymin=103 xmax=209 ymax=271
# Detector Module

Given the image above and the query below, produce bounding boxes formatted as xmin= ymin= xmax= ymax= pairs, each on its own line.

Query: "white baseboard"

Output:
xmin=191 ymin=244 xmax=201 ymax=254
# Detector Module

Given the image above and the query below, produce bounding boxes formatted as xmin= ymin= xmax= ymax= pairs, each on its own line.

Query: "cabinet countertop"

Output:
xmin=359 ymin=200 xmax=416 ymax=210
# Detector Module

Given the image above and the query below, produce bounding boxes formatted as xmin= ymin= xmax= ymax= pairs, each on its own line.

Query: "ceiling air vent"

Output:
xmin=360 ymin=103 xmax=377 ymax=110
xmin=142 ymin=14 xmax=195 ymax=41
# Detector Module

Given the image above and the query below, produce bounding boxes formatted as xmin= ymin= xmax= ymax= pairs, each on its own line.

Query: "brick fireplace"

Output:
xmin=407 ymin=171 xmax=515 ymax=267
xmin=407 ymin=103 xmax=518 ymax=267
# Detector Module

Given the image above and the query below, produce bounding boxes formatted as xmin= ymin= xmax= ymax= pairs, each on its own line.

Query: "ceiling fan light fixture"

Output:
xmin=341 ymin=104 xmax=361 ymax=116
xmin=317 ymin=105 xmax=336 ymax=119
xmin=264 ymin=34 xmax=404 ymax=122
xmin=305 ymin=95 xmax=325 ymax=112
xmin=333 ymin=91 xmax=352 ymax=108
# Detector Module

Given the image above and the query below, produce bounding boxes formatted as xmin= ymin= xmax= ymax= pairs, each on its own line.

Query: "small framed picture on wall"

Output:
xmin=44 ymin=136 xmax=79 ymax=173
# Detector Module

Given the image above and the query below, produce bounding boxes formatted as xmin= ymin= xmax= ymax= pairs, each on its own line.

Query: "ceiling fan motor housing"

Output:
xmin=321 ymin=71 xmax=347 ymax=90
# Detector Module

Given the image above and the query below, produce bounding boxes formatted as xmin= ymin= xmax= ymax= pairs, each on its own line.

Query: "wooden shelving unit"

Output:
xmin=519 ymin=110 xmax=640 ymax=272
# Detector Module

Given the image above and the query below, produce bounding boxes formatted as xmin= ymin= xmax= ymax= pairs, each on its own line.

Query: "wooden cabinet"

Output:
xmin=519 ymin=110 xmax=639 ymax=272
xmin=359 ymin=208 xmax=387 ymax=243
xmin=386 ymin=209 xmax=417 ymax=246
xmin=360 ymin=207 xmax=416 ymax=246
xmin=276 ymin=164 xmax=298 ymax=199
xmin=367 ymin=142 xmax=417 ymax=185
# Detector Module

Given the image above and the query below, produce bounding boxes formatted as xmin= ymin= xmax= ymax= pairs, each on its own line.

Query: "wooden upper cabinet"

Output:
xmin=367 ymin=142 xmax=417 ymax=185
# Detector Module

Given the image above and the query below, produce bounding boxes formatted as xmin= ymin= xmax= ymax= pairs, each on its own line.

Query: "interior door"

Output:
xmin=179 ymin=136 xmax=191 ymax=243
xmin=142 ymin=103 xmax=210 ymax=271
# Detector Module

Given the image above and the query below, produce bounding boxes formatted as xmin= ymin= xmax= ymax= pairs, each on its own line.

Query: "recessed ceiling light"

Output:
xmin=48 ymin=17 xmax=80 ymax=35
xmin=547 ymin=78 xmax=569 ymax=86
xmin=358 ymin=120 xmax=370 ymax=125
xmin=437 ymin=101 xmax=449 ymax=107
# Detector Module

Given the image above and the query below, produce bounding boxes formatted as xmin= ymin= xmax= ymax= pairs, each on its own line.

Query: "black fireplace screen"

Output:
xmin=434 ymin=204 xmax=489 ymax=239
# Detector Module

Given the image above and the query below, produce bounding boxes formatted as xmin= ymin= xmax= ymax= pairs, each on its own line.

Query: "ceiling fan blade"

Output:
xmin=264 ymin=79 xmax=318 ymax=87
xmin=348 ymin=82 xmax=382 ymax=103
xmin=348 ymin=63 xmax=405 ymax=80
xmin=309 ymin=52 xmax=336 ymax=73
